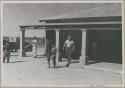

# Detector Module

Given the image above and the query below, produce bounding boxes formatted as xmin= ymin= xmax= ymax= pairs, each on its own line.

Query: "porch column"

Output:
xmin=19 ymin=28 xmax=25 ymax=57
xmin=80 ymin=29 xmax=88 ymax=66
xmin=44 ymin=30 xmax=47 ymax=54
xmin=55 ymin=30 xmax=59 ymax=63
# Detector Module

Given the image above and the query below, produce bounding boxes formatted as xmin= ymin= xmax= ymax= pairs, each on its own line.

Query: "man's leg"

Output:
xmin=32 ymin=46 xmax=35 ymax=57
xmin=66 ymin=48 xmax=70 ymax=67
xmin=3 ymin=52 xmax=6 ymax=63
xmin=52 ymin=55 xmax=56 ymax=68
xmin=35 ymin=47 xmax=37 ymax=58
xmin=33 ymin=46 xmax=36 ymax=58
xmin=66 ymin=55 xmax=70 ymax=67
xmin=47 ymin=53 xmax=51 ymax=68
xmin=68 ymin=56 xmax=71 ymax=65
xmin=7 ymin=53 xmax=10 ymax=63
xmin=66 ymin=49 xmax=72 ymax=67
xmin=66 ymin=56 xmax=70 ymax=67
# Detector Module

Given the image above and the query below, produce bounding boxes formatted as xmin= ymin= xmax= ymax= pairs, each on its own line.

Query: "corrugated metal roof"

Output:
xmin=40 ymin=4 xmax=121 ymax=21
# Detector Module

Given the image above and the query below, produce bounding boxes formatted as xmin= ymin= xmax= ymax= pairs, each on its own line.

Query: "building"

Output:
xmin=19 ymin=4 xmax=122 ymax=65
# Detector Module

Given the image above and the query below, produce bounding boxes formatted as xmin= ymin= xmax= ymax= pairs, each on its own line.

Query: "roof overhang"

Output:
xmin=20 ymin=21 xmax=122 ymax=30
xmin=39 ymin=16 xmax=121 ymax=23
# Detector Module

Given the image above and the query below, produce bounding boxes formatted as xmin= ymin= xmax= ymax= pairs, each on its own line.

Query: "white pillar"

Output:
xmin=80 ymin=29 xmax=88 ymax=66
xmin=19 ymin=30 xmax=23 ymax=57
xmin=44 ymin=30 xmax=47 ymax=54
xmin=55 ymin=30 xmax=59 ymax=63
xmin=19 ymin=29 xmax=25 ymax=57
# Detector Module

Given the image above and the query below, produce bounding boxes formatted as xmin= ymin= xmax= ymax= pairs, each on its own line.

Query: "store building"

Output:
xmin=19 ymin=4 xmax=122 ymax=64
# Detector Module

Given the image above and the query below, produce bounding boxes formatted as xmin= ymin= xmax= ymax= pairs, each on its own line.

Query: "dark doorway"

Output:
xmin=46 ymin=30 xmax=56 ymax=44
xmin=88 ymin=30 xmax=122 ymax=64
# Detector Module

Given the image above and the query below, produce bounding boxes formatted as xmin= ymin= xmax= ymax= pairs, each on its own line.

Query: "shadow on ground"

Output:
xmin=49 ymin=66 xmax=66 ymax=69
xmin=9 ymin=61 xmax=27 ymax=63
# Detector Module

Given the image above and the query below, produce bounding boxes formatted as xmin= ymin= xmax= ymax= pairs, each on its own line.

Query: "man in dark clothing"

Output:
xmin=51 ymin=43 xmax=56 ymax=68
xmin=3 ymin=40 xmax=11 ymax=63
xmin=46 ymin=40 xmax=52 ymax=68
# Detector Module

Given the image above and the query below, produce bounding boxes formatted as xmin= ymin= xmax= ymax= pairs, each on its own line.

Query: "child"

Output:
xmin=50 ymin=43 xmax=56 ymax=68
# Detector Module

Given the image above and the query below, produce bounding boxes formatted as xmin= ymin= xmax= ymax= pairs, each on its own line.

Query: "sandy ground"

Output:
xmin=1 ymin=51 xmax=123 ymax=87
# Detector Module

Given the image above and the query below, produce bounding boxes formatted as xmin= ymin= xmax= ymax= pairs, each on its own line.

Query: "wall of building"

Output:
xmin=87 ymin=30 xmax=122 ymax=63
xmin=46 ymin=29 xmax=122 ymax=64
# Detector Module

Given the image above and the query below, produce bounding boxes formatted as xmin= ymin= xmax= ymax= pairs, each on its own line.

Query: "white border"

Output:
xmin=0 ymin=0 xmax=124 ymax=88
xmin=122 ymin=0 xmax=124 ymax=87
xmin=0 ymin=0 xmax=123 ymax=3
xmin=0 ymin=2 xmax=3 ymax=88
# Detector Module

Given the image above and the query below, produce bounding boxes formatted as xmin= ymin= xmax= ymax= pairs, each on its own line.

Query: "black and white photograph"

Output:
xmin=0 ymin=0 xmax=124 ymax=87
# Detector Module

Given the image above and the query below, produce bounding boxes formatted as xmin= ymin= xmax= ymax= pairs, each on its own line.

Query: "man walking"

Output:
xmin=3 ymin=40 xmax=11 ymax=63
xmin=32 ymin=36 xmax=37 ymax=58
xmin=63 ymin=35 xmax=75 ymax=67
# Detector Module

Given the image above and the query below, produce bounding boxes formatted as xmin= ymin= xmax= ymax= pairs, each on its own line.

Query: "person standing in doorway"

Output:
xmin=3 ymin=40 xmax=11 ymax=63
xmin=32 ymin=36 xmax=37 ymax=58
xmin=63 ymin=35 xmax=75 ymax=67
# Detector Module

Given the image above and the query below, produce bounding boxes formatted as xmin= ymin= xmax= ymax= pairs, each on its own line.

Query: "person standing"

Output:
xmin=46 ymin=40 xmax=52 ymax=68
xmin=3 ymin=40 xmax=11 ymax=63
xmin=51 ymin=43 xmax=56 ymax=68
xmin=63 ymin=35 xmax=75 ymax=67
xmin=32 ymin=36 xmax=37 ymax=58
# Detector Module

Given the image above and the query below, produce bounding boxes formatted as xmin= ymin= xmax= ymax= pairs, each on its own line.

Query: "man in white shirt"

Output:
xmin=32 ymin=36 xmax=37 ymax=58
xmin=63 ymin=35 xmax=75 ymax=67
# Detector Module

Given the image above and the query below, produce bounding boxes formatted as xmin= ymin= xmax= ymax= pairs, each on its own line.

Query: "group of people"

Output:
xmin=32 ymin=36 xmax=57 ymax=68
xmin=45 ymin=35 xmax=75 ymax=68
xmin=3 ymin=35 xmax=75 ymax=68
xmin=32 ymin=35 xmax=75 ymax=68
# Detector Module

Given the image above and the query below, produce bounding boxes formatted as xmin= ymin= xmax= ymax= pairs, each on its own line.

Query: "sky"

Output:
xmin=3 ymin=3 xmax=117 ymax=37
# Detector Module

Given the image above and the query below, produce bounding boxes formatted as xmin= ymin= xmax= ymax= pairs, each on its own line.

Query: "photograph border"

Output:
xmin=0 ymin=0 xmax=124 ymax=88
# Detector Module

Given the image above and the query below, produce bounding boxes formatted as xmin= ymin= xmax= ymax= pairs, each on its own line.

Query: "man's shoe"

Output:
xmin=66 ymin=64 xmax=69 ymax=67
